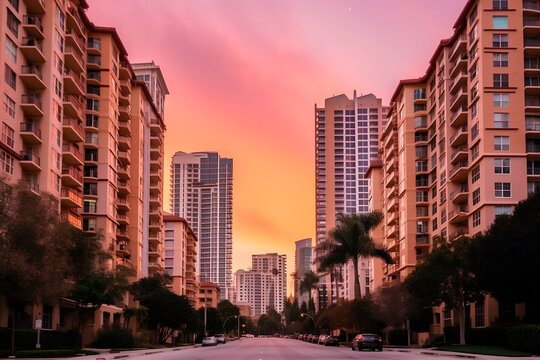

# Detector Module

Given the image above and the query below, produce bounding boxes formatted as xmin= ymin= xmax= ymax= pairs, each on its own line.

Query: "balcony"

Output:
xmin=118 ymin=164 xmax=130 ymax=180
xmin=119 ymin=61 xmax=131 ymax=80
xmin=526 ymin=96 xmax=540 ymax=112
xmin=450 ymin=226 xmax=469 ymax=241
xmin=527 ymin=140 xmax=540 ymax=159
xmin=65 ymin=28 xmax=85 ymax=54
xmin=150 ymin=168 xmax=162 ymax=182
xmin=116 ymin=229 xmax=129 ymax=240
xmin=415 ymin=234 xmax=430 ymax=247
xmin=19 ymin=122 xmax=42 ymax=144
xmin=449 ymin=53 xmax=468 ymax=78
xmin=119 ymin=105 xmax=131 ymax=120
xmin=149 ymin=220 xmax=161 ymax=231
xmin=450 ymin=104 xmax=468 ymax=127
xmin=20 ymin=65 xmax=45 ymax=89
xmin=450 ymin=145 xmax=468 ymax=164
xmin=450 ymin=125 xmax=468 ymax=147
xmin=413 ymin=89 xmax=427 ymax=103
xmin=23 ymin=0 xmax=46 ymax=14
xmin=524 ymin=16 xmax=540 ymax=37
xmin=63 ymin=67 xmax=85 ymax=96
xmin=62 ymin=117 xmax=84 ymax=142
xmin=120 ymin=79 xmax=131 ymax=96
xmin=117 ymin=213 xmax=130 ymax=225
xmin=450 ymin=87 xmax=468 ymax=111
xmin=87 ymin=38 xmax=101 ymax=54
xmin=385 ymin=170 xmax=396 ymax=188
xmin=450 ymin=69 xmax=467 ymax=94
xmin=150 ymin=181 xmax=162 ymax=195
xmin=149 ymin=207 xmax=162 ymax=221
xmin=21 ymin=95 xmax=43 ymax=117
xmin=526 ymin=117 xmax=540 ymax=138
xmin=449 ymin=160 xmax=469 ymax=182
xmin=19 ymin=179 xmax=39 ymax=194
xmin=385 ymin=236 xmax=397 ymax=250
xmin=150 ymin=119 xmax=162 ymax=131
xmin=450 ymin=184 xmax=469 ymax=203
xmin=66 ymin=5 xmax=84 ymax=36
xmin=118 ymin=135 xmax=131 ymax=151
xmin=118 ymin=119 xmax=132 ymax=136
xmin=150 ymin=132 xmax=163 ymax=147
xmin=87 ymin=55 xmax=102 ymax=69
xmin=19 ymin=150 xmax=41 ymax=172
xmin=63 ymin=95 xmax=83 ymax=119
xmin=117 ymin=197 xmax=130 ymax=211
xmin=64 ymin=45 xmax=84 ymax=73
xmin=61 ymin=166 xmax=83 ymax=187
xmin=118 ymin=180 xmax=130 ymax=195
xmin=414 ymin=116 xmax=428 ymax=130
xmin=61 ymin=187 xmax=82 ymax=208
xmin=150 ymin=158 xmax=162 ymax=172
xmin=62 ymin=143 xmax=84 ymax=166
xmin=118 ymin=149 xmax=131 ymax=164
xmin=116 ymin=240 xmax=130 ymax=256
xmin=449 ymin=204 xmax=469 ymax=224
xmin=387 ymin=211 xmax=397 ymax=225
xmin=20 ymin=37 xmax=45 ymax=63
xmin=524 ymin=37 xmax=540 ymax=56
xmin=86 ymin=70 xmax=101 ymax=85
xmin=449 ymin=34 xmax=467 ymax=61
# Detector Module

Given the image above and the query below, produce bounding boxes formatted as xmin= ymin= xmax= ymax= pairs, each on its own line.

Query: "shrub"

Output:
xmin=387 ymin=329 xmax=408 ymax=345
xmin=92 ymin=329 xmax=135 ymax=349
xmin=0 ymin=328 xmax=73 ymax=350
xmin=506 ymin=325 xmax=540 ymax=354
xmin=466 ymin=327 xmax=507 ymax=346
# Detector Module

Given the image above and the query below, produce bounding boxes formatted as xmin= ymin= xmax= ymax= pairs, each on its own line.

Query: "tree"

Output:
xmin=300 ymin=301 xmax=308 ymax=314
xmin=405 ymin=237 xmax=483 ymax=345
xmin=197 ymin=307 xmax=222 ymax=336
xmin=317 ymin=212 xmax=392 ymax=299
xmin=472 ymin=191 xmax=540 ymax=323
xmin=217 ymin=300 xmax=240 ymax=333
xmin=257 ymin=307 xmax=281 ymax=335
xmin=299 ymin=271 xmax=319 ymax=310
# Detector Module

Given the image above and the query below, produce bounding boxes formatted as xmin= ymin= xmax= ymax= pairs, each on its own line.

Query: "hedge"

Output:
xmin=387 ymin=329 xmax=408 ymax=345
xmin=506 ymin=325 xmax=540 ymax=354
xmin=0 ymin=328 xmax=73 ymax=350
xmin=92 ymin=329 xmax=135 ymax=349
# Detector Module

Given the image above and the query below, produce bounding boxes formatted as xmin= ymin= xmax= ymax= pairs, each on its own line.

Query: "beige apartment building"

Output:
xmin=314 ymin=92 xmax=387 ymax=308
xmin=163 ymin=212 xmax=198 ymax=305
xmin=0 ymin=0 xmax=166 ymax=345
xmin=367 ymin=0 xmax=535 ymax=335
xmin=197 ymin=282 xmax=221 ymax=309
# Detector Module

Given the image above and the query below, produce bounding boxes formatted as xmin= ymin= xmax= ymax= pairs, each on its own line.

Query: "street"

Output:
xmin=75 ymin=338 xmax=531 ymax=360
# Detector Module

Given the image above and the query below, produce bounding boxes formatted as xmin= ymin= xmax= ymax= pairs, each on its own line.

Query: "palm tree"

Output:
xmin=299 ymin=271 xmax=319 ymax=308
xmin=317 ymin=212 xmax=392 ymax=300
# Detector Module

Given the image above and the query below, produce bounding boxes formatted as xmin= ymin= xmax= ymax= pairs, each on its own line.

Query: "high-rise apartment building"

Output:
xmin=170 ymin=151 xmax=233 ymax=299
xmin=294 ymin=238 xmax=312 ymax=306
xmin=314 ymin=92 xmax=388 ymax=307
xmin=163 ymin=212 xmax=198 ymax=304
xmin=367 ymin=0 xmax=534 ymax=335
xmin=234 ymin=253 xmax=287 ymax=316
xmin=0 ymin=0 xmax=167 ymax=344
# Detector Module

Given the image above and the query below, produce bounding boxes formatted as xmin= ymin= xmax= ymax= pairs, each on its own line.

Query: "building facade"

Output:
xmin=170 ymin=151 xmax=233 ymax=300
xmin=314 ymin=92 xmax=388 ymax=306
xmin=234 ymin=253 xmax=286 ymax=316
xmin=197 ymin=281 xmax=221 ymax=309
xmin=294 ymin=238 xmax=312 ymax=306
xmin=368 ymin=0 xmax=533 ymax=334
xmin=163 ymin=212 xmax=198 ymax=305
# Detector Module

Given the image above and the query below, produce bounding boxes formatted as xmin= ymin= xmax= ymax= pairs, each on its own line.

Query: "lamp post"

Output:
xmin=300 ymin=312 xmax=317 ymax=332
xmin=223 ymin=315 xmax=238 ymax=336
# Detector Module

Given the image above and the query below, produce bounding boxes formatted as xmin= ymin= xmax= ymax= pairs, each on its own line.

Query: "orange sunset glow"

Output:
xmin=87 ymin=0 xmax=468 ymax=286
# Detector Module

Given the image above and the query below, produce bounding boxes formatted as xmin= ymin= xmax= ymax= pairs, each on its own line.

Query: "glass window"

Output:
xmin=494 ymin=93 xmax=509 ymax=107
xmin=493 ymin=16 xmax=508 ymax=29
xmin=472 ymin=166 xmax=480 ymax=183
xmin=495 ymin=182 xmax=511 ymax=197
xmin=164 ymin=240 xmax=174 ymax=248
xmin=471 ymin=143 xmax=480 ymax=161
xmin=494 ymin=113 xmax=509 ymax=128
xmin=495 ymin=206 xmax=512 ymax=216
xmin=5 ymin=36 xmax=16 ymax=63
xmin=473 ymin=188 xmax=480 ymax=205
xmin=493 ymin=53 xmax=508 ymax=67
xmin=8 ymin=0 xmax=19 ymax=11
xmin=494 ymin=158 xmax=511 ymax=174
xmin=493 ymin=0 xmax=508 ymax=9
xmin=493 ymin=34 xmax=508 ymax=47
xmin=55 ymin=5 xmax=65 ymax=30
xmin=4 ymin=65 xmax=16 ymax=90
xmin=472 ymin=210 xmax=481 ymax=227
xmin=1 ymin=123 xmax=14 ymax=148
xmin=493 ymin=74 xmax=509 ymax=87
xmin=494 ymin=136 xmax=510 ymax=150
xmin=7 ymin=10 xmax=19 ymax=37
xmin=3 ymin=94 xmax=15 ymax=119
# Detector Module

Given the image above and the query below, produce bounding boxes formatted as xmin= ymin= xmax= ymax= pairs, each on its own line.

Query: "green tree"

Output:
xmin=317 ymin=212 xmax=392 ymax=299
xmin=472 ymin=191 xmax=540 ymax=323
xmin=405 ymin=237 xmax=483 ymax=345
xmin=217 ymin=300 xmax=240 ymax=333
xmin=300 ymin=271 xmax=319 ymax=310
xmin=257 ymin=307 xmax=281 ymax=335
xmin=300 ymin=301 xmax=308 ymax=314
xmin=197 ymin=307 xmax=222 ymax=336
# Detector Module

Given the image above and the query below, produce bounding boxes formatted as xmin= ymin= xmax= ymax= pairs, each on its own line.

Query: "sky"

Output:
xmin=88 ymin=0 xmax=467 ymax=293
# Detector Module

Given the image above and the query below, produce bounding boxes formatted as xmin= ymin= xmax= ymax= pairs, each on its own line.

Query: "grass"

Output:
xmin=0 ymin=349 xmax=99 ymax=358
xmin=436 ymin=345 xmax=533 ymax=357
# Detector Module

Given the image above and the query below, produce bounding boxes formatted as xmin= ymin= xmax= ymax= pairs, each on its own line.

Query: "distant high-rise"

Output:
xmin=314 ymin=92 xmax=388 ymax=307
xmin=234 ymin=253 xmax=287 ymax=316
xmin=170 ymin=151 xmax=233 ymax=299
xmin=294 ymin=238 xmax=312 ymax=306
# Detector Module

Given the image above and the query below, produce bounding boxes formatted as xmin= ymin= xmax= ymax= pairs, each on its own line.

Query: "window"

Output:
xmin=469 ymin=24 xmax=478 ymax=43
xmin=473 ymin=188 xmax=480 ymax=205
xmin=494 ymin=93 xmax=509 ymax=107
xmin=495 ymin=206 xmax=512 ymax=216
xmin=165 ymin=230 xmax=174 ymax=238
xmin=493 ymin=16 xmax=508 ymax=29
xmin=475 ymin=301 xmax=485 ymax=327
xmin=493 ymin=53 xmax=508 ymax=67
xmin=432 ymin=218 xmax=438 ymax=231
xmin=441 ymin=210 xmax=447 ymax=224
xmin=7 ymin=10 xmax=19 ymax=37
xmin=5 ymin=36 xmax=16 ymax=63
xmin=8 ymin=0 xmax=19 ymax=11
xmin=54 ymin=77 xmax=62 ymax=98
xmin=495 ymin=182 xmax=511 ymax=197
xmin=493 ymin=74 xmax=509 ymax=87
xmin=2 ymin=123 xmax=14 ymax=148
xmin=494 ymin=158 xmax=510 ymax=174
xmin=0 ymin=150 xmax=14 ymax=175
xmin=469 ymin=7 xmax=477 ymax=25
xmin=494 ymin=136 xmax=510 ymax=150
xmin=494 ymin=113 xmax=509 ymax=128
xmin=472 ymin=165 xmax=480 ymax=183
xmin=493 ymin=0 xmax=508 ymax=9
xmin=4 ymin=65 xmax=16 ymax=90
xmin=87 ymin=99 xmax=99 ymax=111
xmin=471 ymin=123 xmax=479 ymax=141
xmin=471 ymin=143 xmax=480 ymax=161
xmin=54 ymin=28 xmax=64 ymax=52
xmin=471 ymin=101 xmax=478 ymax=119
xmin=55 ymin=5 xmax=65 ymax=30
xmin=83 ymin=199 xmax=97 ymax=213
xmin=472 ymin=210 xmax=481 ymax=227
xmin=83 ymin=218 xmax=96 ymax=231
xmin=471 ymin=82 xmax=479 ymax=101
xmin=493 ymin=34 xmax=508 ymax=47
xmin=3 ymin=94 xmax=15 ymax=119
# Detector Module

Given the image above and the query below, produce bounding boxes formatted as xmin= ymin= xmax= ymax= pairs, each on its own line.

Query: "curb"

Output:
xmin=421 ymin=351 xmax=476 ymax=359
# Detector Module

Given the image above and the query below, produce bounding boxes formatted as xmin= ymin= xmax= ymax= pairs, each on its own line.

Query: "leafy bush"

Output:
xmin=0 ymin=328 xmax=73 ymax=350
xmin=466 ymin=327 xmax=507 ymax=346
xmin=506 ymin=325 xmax=540 ymax=354
xmin=92 ymin=329 xmax=135 ymax=349
xmin=387 ymin=329 xmax=408 ymax=345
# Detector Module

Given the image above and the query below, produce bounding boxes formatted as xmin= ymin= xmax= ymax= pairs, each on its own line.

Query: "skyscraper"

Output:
xmin=294 ymin=238 xmax=312 ymax=306
xmin=171 ymin=151 xmax=233 ymax=299
xmin=314 ymin=92 xmax=388 ymax=306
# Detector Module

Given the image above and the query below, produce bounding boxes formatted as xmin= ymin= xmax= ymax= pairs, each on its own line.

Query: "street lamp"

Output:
xmin=223 ymin=315 xmax=238 ymax=336
xmin=300 ymin=312 xmax=317 ymax=331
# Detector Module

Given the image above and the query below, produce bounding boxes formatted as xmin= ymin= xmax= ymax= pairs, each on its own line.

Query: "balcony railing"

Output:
xmin=20 ymin=122 xmax=42 ymax=139
xmin=23 ymin=15 xmax=43 ymax=33
xmin=526 ymin=118 xmax=540 ymax=131
xmin=21 ymin=37 xmax=43 ymax=52
xmin=450 ymin=161 xmax=469 ymax=178
xmin=20 ymin=150 xmax=40 ymax=165
xmin=62 ymin=166 xmax=83 ymax=183
xmin=21 ymin=65 xmax=42 ymax=79
xmin=450 ymin=184 xmax=469 ymax=199
xmin=19 ymin=179 xmax=39 ymax=193
xmin=450 ymin=125 xmax=468 ymax=144
xmin=21 ymin=94 xmax=42 ymax=109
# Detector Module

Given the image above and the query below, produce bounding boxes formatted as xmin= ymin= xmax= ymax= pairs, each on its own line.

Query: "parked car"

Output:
xmin=202 ymin=336 xmax=218 ymax=347
xmin=351 ymin=333 xmax=383 ymax=351
xmin=318 ymin=335 xmax=328 ymax=344
xmin=324 ymin=336 xmax=340 ymax=346
xmin=215 ymin=334 xmax=227 ymax=344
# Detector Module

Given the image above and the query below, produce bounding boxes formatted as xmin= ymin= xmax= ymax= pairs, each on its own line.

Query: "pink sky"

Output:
xmin=88 ymin=0 xmax=467 ymax=290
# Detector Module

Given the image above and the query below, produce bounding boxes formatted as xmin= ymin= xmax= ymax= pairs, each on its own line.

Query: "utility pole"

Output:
xmin=237 ymin=315 xmax=240 ymax=339
xmin=204 ymin=303 xmax=207 ymax=336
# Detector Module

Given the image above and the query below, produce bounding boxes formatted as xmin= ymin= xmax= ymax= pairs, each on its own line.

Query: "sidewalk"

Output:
xmin=384 ymin=347 xmax=537 ymax=360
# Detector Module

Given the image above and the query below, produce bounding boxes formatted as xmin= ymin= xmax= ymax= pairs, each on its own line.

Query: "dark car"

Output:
xmin=324 ymin=336 xmax=340 ymax=346
xmin=351 ymin=333 xmax=383 ymax=351
xmin=215 ymin=334 xmax=227 ymax=344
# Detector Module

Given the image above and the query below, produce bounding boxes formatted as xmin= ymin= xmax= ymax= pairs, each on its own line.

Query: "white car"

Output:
xmin=202 ymin=336 xmax=217 ymax=347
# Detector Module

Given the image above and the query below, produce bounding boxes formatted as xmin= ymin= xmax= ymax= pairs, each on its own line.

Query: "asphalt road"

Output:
xmin=116 ymin=337 xmax=518 ymax=360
